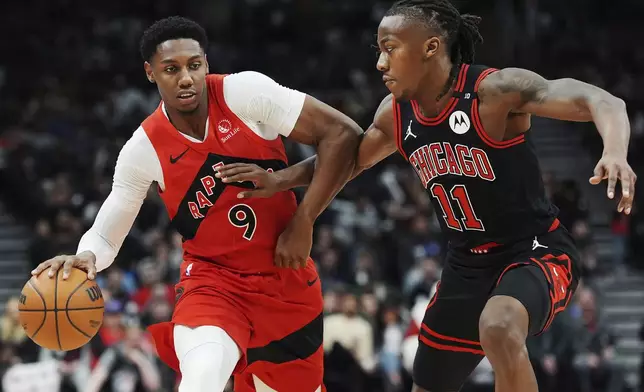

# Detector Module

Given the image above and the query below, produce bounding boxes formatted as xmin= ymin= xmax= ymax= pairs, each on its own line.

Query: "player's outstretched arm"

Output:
xmin=281 ymin=94 xmax=363 ymax=221
xmin=31 ymin=134 xmax=155 ymax=279
xmin=217 ymin=94 xmax=398 ymax=198
xmin=479 ymin=68 xmax=636 ymax=214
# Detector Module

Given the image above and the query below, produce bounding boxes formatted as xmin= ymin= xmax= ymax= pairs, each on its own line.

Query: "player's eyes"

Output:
xmin=190 ymin=63 xmax=201 ymax=70
xmin=165 ymin=67 xmax=177 ymax=73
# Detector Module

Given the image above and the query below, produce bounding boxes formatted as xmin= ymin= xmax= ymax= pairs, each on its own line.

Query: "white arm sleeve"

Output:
xmin=223 ymin=71 xmax=306 ymax=139
xmin=76 ymin=127 xmax=162 ymax=272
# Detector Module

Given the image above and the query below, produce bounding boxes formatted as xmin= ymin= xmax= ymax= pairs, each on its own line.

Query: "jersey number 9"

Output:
xmin=228 ymin=204 xmax=257 ymax=240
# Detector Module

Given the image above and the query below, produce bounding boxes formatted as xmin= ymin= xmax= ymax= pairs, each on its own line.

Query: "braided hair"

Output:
xmin=385 ymin=0 xmax=483 ymax=98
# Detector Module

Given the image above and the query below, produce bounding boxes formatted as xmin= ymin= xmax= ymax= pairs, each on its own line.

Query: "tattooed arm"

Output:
xmin=479 ymin=67 xmax=636 ymax=214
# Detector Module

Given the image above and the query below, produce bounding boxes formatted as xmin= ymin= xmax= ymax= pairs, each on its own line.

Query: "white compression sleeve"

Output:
xmin=76 ymin=127 xmax=161 ymax=271
xmin=174 ymin=325 xmax=241 ymax=392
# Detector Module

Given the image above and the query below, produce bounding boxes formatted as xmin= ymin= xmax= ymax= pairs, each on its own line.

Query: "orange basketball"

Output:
xmin=19 ymin=267 xmax=104 ymax=351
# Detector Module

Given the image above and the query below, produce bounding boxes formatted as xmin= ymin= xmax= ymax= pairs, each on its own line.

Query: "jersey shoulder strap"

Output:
xmin=452 ymin=64 xmax=500 ymax=99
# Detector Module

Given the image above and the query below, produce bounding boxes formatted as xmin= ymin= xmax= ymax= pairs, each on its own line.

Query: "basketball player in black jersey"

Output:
xmin=215 ymin=0 xmax=636 ymax=391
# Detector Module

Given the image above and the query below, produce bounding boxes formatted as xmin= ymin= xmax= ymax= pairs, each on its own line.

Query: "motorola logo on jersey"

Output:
xmin=449 ymin=110 xmax=471 ymax=134
xmin=408 ymin=142 xmax=496 ymax=188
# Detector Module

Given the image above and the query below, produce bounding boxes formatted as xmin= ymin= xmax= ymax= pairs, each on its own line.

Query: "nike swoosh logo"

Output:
xmin=307 ymin=277 xmax=318 ymax=287
xmin=170 ymin=148 xmax=190 ymax=164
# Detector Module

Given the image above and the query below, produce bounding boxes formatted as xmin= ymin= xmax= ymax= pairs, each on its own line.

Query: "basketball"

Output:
xmin=18 ymin=267 xmax=104 ymax=351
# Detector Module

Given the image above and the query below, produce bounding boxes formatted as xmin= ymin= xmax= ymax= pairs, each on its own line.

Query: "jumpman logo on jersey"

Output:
xmin=186 ymin=263 xmax=193 ymax=276
xmin=532 ymin=237 xmax=548 ymax=251
xmin=404 ymin=120 xmax=417 ymax=140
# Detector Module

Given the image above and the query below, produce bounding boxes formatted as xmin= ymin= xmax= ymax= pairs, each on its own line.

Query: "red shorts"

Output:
xmin=148 ymin=258 xmax=325 ymax=392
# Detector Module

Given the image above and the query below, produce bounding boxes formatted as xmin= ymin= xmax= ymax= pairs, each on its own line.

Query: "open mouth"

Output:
xmin=177 ymin=92 xmax=197 ymax=104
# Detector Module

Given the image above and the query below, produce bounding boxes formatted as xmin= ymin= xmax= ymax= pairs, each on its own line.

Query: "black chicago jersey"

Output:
xmin=394 ymin=64 xmax=558 ymax=251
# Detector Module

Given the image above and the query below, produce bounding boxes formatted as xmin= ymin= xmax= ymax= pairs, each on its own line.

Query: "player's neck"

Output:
xmin=414 ymin=58 xmax=455 ymax=118
xmin=165 ymin=95 xmax=209 ymax=141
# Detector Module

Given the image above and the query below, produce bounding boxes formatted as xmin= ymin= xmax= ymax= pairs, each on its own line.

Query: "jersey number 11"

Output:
xmin=431 ymin=184 xmax=484 ymax=232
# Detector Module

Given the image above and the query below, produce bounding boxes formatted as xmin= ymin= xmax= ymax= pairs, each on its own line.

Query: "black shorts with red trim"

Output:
xmin=412 ymin=224 xmax=580 ymax=392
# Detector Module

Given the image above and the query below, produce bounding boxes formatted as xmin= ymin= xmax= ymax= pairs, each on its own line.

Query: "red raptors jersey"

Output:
xmin=142 ymin=74 xmax=298 ymax=273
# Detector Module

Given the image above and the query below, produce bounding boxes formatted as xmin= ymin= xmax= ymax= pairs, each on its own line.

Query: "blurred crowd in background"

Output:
xmin=1 ymin=0 xmax=644 ymax=391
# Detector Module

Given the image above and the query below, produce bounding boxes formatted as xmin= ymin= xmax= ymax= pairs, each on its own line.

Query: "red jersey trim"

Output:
xmin=411 ymin=64 xmax=469 ymax=126
xmin=210 ymin=74 xmax=286 ymax=150
xmin=392 ymin=99 xmax=408 ymax=161
xmin=471 ymin=68 xmax=525 ymax=149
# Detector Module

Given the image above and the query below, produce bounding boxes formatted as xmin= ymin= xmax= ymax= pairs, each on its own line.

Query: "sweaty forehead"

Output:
xmin=154 ymin=39 xmax=204 ymax=63
xmin=378 ymin=15 xmax=430 ymax=43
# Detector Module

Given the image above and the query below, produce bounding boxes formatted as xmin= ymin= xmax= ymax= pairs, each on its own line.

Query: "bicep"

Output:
xmin=288 ymin=95 xmax=363 ymax=145
xmin=483 ymin=68 xmax=595 ymax=122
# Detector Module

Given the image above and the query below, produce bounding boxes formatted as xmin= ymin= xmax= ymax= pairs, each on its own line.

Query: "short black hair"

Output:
xmin=139 ymin=16 xmax=209 ymax=62
xmin=386 ymin=0 xmax=483 ymax=65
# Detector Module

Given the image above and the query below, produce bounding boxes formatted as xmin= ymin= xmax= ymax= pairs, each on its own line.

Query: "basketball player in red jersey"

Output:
xmin=31 ymin=17 xmax=362 ymax=392
xmin=215 ymin=1 xmax=636 ymax=391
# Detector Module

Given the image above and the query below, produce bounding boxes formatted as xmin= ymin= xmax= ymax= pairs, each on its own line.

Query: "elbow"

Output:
xmin=588 ymin=92 xmax=626 ymax=115
xmin=318 ymin=120 xmax=362 ymax=160
xmin=324 ymin=116 xmax=363 ymax=145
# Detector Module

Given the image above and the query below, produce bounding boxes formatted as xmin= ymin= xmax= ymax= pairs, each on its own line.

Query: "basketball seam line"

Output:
xmin=65 ymin=277 xmax=93 ymax=340
xmin=54 ymin=269 xmax=62 ymax=351
xmin=26 ymin=280 xmax=47 ymax=339
xmin=19 ymin=306 xmax=105 ymax=312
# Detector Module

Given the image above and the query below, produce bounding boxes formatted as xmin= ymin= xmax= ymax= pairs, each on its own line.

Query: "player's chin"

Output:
xmin=173 ymin=98 xmax=201 ymax=114
xmin=385 ymin=80 xmax=407 ymax=101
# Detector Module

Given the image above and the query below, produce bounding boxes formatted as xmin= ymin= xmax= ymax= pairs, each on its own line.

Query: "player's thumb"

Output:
xmin=589 ymin=165 xmax=605 ymax=185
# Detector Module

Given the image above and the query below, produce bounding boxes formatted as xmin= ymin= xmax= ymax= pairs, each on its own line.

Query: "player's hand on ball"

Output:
xmin=590 ymin=154 xmax=636 ymax=215
xmin=31 ymin=251 xmax=98 ymax=280
xmin=216 ymin=163 xmax=281 ymax=199
xmin=275 ymin=214 xmax=313 ymax=269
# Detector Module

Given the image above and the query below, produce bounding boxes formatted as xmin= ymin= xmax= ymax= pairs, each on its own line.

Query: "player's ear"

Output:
xmin=144 ymin=61 xmax=155 ymax=84
xmin=204 ymin=54 xmax=210 ymax=74
xmin=423 ymin=37 xmax=440 ymax=59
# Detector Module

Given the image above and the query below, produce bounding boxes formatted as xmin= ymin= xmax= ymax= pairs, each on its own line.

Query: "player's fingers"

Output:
xmin=216 ymin=163 xmax=248 ymax=171
xmin=216 ymin=166 xmax=255 ymax=179
xmin=86 ymin=262 xmax=97 ymax=280
xmin=627 ymin=174 xmax=637 ymax=215
xmin=617 ymin=196 xmax=627 ymax=213
xmin=221 ymin=172 xmax=260 ymax=183
xmin=606 ymin=165 xmax=619 ymax=199
xmin=274 ymin=252 xmax=284 ymax=268
xmin=237 ymin=190 xmax=271 ymax=199
xmin=620 ymin=191 xmax=635 ymax=215
xmin=31 ymin=260 xmax=53 ymax=276
xmin=589 ymin=164 xmax=607 ymax=185
xmin=620 ymin=169 xmax=631 ymax=199
xmin=48 ymin=259 xmax=64 ymax=278
xmin=62 ymin=257 xmax=78 ymax=280
xmin=297 ymin=257 xmax=308 ymax=269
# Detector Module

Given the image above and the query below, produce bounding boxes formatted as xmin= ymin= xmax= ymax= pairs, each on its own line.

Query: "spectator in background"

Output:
xmin=28 ymin=219 xmax=56 ymax=272
xmin=0 ymin=297 xmax=39 ymax=364
xmin=552 ymin=180 xmax=588 ymax=230
xmin=527 ymin=311 xmax=578 ymax=392
xmin=572 ymin=287 xmax=624 ymax=392
xmin=86 ymin=321 xmax=161 ymax=392
xmin=324 ymin=292 xmax=375 ymax=391
xmin=378 ymin=304 xmax=404 ymax=392
xmin=402 ymin=256 xmax=441 ymax=301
